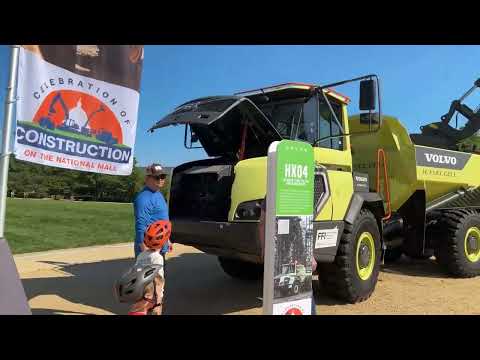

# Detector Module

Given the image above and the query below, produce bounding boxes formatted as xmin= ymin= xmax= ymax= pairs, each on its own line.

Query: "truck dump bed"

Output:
xmin=349 ymin=115 xmax=480 ymax=211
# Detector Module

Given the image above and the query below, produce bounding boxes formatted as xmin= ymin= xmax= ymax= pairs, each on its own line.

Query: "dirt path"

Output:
xmin=14 ymin=243 xmax=480 ymax=315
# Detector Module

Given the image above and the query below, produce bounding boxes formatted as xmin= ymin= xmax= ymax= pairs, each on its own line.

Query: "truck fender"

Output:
xmin=344 ymin=192 xmax=385 ymax=225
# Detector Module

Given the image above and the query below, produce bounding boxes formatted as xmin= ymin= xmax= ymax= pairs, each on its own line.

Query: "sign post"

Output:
xmin=0 ymin=45 xmax=19 ymax=238
xmin=263 ymin=139 xmax=315 ymax=315
xmin=0 ymin=45 xmax=31 ymax=315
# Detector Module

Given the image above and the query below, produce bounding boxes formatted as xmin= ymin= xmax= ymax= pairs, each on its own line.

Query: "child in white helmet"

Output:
xmin=128 ymin=249 xmax=165 ymax=315
xmin=116 ymin=220 xmax=171 ymax=315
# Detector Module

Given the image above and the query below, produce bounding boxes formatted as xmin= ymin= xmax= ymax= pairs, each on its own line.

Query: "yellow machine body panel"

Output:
xmin=313 ymin=150 xmax=354 ymax=221
xmin=230 ymin=109 xmax=480 ymax=223
xmin=316 ymin=194 xmax=333 ymax=221
xmin=229 ymin=149 xmax=355 ymax=222
xmin=349 ymin=115 xmax=418 ymax=211
xmin=230 ymin=102 xmax=356 ymax=222
xmin=328 ymin=170 xmax=354 ymax=220
xmin=416 ymin=145 xmax=480 ymax=201
xmin=313 ymin=104 xmax=354 ymax=221
xmin=349 ymin=115 xmax=480 ymax=209
xmin=229 ymin=156 xmax=268 ymax=222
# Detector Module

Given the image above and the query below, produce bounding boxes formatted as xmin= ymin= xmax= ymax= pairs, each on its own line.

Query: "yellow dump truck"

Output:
xmin=150 ymin=75 xmax=480 ymax=303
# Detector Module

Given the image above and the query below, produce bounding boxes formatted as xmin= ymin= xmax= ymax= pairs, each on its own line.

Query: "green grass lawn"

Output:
xmin=5 ymin=198 xmax=134 ymax=254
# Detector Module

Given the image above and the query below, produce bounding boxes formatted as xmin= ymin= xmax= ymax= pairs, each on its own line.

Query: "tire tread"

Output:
xmin=319 ymin=209 xmax=380 ymax=303
xmin=435 ymin=209 xmax=480 ymax=278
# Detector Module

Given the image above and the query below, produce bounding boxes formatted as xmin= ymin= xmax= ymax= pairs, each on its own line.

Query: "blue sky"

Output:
xmin=1 ymin=45 xmax=480 ymax=167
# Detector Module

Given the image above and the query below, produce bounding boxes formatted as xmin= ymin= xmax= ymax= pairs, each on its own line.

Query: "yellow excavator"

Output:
xmin=410 ymin=79 xmax=480 ymax=150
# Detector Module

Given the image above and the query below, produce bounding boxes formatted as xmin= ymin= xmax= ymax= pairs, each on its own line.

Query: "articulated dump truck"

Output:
xmin=150 ymin=75 xmax=480 ymax=303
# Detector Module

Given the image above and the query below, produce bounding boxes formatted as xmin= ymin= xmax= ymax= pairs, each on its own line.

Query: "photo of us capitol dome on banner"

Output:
xmin=14 ymin=45 xmax=144 ymax=176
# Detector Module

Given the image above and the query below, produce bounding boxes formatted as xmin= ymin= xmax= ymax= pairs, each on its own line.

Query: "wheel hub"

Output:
xmin=464 ymin=227 xmax=480 ymax=263
xmin=359 ymin=244 xmax=371 ymax=268
xmin=467 ymin=235 xmax=479 ymax=253
xmin=356 ymin=232 xmax=376 ymax=281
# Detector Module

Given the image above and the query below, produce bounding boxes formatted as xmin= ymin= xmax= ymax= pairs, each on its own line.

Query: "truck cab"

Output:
xmin=150 ymin=83 xmax=355 ymax=260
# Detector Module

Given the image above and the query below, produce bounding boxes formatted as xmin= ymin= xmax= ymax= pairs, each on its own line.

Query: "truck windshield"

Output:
xmin=281 ymin=264 xmax=295 ymax=274
xmin=258 ymin=100 xmax=303 ymax=139
xmin=257 ymin=95 xmax=343 ymax=150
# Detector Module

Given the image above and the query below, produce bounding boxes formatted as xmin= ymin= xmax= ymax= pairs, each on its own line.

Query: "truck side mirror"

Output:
xmin=359 ymin=79 xmax=377 ymax=111
xmin=191 ymin=133 xmax=199 ymax=143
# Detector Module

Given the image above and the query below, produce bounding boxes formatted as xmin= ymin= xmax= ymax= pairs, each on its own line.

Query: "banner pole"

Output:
xmin=0 ymin=45 xmax=20 ymax=238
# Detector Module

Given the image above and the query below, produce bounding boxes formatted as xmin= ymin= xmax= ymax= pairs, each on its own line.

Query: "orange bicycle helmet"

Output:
xmin=144 ymin=220 xmax=172 ymax=250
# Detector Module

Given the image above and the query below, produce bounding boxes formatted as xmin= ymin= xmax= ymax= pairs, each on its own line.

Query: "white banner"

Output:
xmin=14 ymin=45 xmax=144 ymax=175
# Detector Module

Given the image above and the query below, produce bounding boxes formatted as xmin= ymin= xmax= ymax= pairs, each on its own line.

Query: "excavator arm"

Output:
xmin=49 ymin=92 xmax=71 ymax=126
xmin=411 ymin=78 xmax=480 ymax=150
xmin=441 ymin=78 xmax=480 ymax=124
xmin=84 ymin=105 xmax=105 ymax=128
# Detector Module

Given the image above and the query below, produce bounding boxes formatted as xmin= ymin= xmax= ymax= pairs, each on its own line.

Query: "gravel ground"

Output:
xmin=14 ymin=243 xmax=480 ymax=315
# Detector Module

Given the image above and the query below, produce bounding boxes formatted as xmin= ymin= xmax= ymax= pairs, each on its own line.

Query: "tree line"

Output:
xmin=7 ymin=157 xmax=170 ymax=203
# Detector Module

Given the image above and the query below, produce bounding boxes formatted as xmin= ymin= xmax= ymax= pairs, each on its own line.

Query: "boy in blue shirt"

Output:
xmin=133 ymin=163 xmax=170 ymax=258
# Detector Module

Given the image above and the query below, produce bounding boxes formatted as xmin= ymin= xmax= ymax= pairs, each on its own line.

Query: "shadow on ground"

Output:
xmin=21 ymin=252 xmax=451 ymax=315
xmin=311 ymin=256 xmax=452 ymax=307
xmin=22 ymin=258 xmax=133 ymax=315
xmin=380 ymin=256 xmax=449 ymax=279
xmin=21 ymin=253 xmax=264 ymax=315
xmin=28 ymin=308 xmax=102 ymax=315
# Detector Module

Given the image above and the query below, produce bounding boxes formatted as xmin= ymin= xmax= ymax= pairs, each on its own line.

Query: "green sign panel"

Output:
xmin=275 ymin=140 xmax=314 ymax=216
xmin=263 ymin=139 xmax=315 ymax=315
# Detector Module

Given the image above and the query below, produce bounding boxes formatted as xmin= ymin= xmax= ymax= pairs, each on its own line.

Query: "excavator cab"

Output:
xmin=411 ymin=79 xmax=480 ymax=151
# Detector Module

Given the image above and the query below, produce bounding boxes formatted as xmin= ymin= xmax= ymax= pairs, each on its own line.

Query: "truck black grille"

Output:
xmin=314 ymin=170 xmax=325 ymax=207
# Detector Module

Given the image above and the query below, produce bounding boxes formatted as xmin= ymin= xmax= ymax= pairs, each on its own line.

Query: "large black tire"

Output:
xmin=434 ymin=209 xmax=480 ymax=278
xmin=217 ymin=256 xmax=263 ymax=281
xmin=318 ymin=209 xmax=381 ymax=303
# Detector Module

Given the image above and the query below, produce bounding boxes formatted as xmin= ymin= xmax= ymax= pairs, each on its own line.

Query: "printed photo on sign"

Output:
xmin=15 ymin=45 xmax=142 ymax=176
xmin=273 ymin=215 xmax=314 ymax=299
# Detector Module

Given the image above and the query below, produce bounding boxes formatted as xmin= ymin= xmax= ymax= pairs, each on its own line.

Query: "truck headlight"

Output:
xmin=234 ymin=200 xmax=263 ymax=221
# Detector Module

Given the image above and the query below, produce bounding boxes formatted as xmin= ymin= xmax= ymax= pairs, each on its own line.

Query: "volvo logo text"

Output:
xmin=424 ymin=153 xmax=457 ymax=165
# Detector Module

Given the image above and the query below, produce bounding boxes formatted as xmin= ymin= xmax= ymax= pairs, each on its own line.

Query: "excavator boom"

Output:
xmin=49 ymin=92 xmax=71 ymax=126
xmin=411 ymin=78 xmax=480 ymax=150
